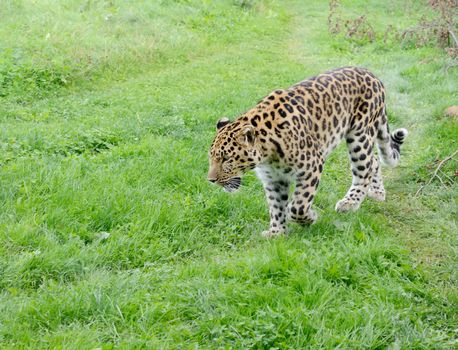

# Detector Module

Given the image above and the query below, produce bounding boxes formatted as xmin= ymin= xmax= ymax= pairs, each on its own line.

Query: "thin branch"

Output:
xmin=415 ymin=149 xmax=458 ymax=196
xmin=439 ymin=168 xmax=455 ymax=183
xmin=435 ymin=172 xmax=447 ymax=186
xmin=449 ymin=27 xmax=458 ymax=47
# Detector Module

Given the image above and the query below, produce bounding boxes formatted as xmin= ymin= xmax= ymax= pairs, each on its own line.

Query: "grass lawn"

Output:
xmin=0 ymin=0 xmax=457 ymax=348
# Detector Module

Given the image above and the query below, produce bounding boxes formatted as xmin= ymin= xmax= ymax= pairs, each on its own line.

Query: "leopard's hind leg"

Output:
xmin=335 ymin=126 xmax=376 ymax=212
xmin=367 ymin=155 xmax=386 ymax=201
xmin=367 ymin=108 xmax=408 ymax=202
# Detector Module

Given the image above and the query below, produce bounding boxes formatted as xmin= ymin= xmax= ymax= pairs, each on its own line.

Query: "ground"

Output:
xmin=0 ymin=0 xmax=457 ymax=349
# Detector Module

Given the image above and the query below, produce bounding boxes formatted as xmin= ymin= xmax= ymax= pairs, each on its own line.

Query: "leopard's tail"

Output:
xmin=376 ymin=110 xmax=408 ymax=167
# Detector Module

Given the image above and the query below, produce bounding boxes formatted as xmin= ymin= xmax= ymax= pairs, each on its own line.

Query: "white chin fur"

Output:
xmin=223 ymin=186 xmax=239 ymax=193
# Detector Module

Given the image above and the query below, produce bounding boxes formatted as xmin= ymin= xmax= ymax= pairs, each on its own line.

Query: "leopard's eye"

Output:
xmin=222 ymin=155 xmax=229 ymax=162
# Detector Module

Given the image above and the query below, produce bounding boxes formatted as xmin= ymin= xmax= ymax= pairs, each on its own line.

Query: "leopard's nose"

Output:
xmin=207 ymin=167 xmax=218 ymax=183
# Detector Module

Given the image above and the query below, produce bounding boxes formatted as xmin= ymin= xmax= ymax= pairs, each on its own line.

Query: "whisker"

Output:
xmin=221 ymin=176 xmax=242 ymax=192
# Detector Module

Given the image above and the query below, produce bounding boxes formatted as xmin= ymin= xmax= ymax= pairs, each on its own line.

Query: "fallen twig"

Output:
xmin=415 ymin=149 xmax=458 ymax=196
xmin=448 ymin=27 xmax=458 ymax=47
xmin=439 ymin=168 xmax=454 ymax=183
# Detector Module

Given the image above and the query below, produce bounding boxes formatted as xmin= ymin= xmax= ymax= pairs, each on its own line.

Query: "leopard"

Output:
xmin=207 ymin=67 xmax=408 ymax=238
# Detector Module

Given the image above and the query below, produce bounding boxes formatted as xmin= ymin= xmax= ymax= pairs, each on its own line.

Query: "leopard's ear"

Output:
xmin=216 ymin=117 xmax=231 ymax=130
xmin=239 ymin=126 xmax=256 ymax=146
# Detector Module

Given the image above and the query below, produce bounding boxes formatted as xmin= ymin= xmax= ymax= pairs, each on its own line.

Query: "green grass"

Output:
xmin=0 ymin=0 xmax=457 ymax=348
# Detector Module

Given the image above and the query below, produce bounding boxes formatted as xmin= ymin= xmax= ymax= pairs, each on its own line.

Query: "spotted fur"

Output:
xmin=208 ymin=67 xmax=408 ymax=237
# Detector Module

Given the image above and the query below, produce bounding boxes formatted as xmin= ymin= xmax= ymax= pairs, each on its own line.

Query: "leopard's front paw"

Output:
xmin=368 ymin=188 xmax=386 ymax=201
xmin=335 ymin=198 xmax=361 ymax=212
xmin=261 ymin=229 xmax=285 ymax=238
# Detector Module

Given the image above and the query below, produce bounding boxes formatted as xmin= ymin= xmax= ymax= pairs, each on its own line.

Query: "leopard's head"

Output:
xmin=207 ymin=117 xmax=262 ymax=192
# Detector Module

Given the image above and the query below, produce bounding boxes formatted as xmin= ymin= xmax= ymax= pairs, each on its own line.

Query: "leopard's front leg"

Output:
xmin=288 ymin=163 xmax=323 ymax=226
xmin=256 ymin=166 xmax=290 ymax=238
